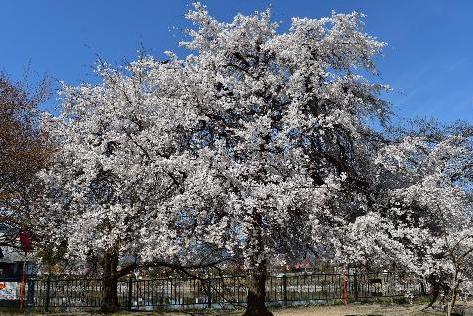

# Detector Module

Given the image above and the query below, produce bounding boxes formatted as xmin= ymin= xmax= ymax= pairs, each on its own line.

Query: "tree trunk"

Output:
xmin=243 ymin=259 xmax=273 ymax=316
xmin=447 ymin=277 xmax=460 ymax=316
xmin=100 ymin=250 xmax=119 ymax=313
xmin=425 ymin=281 xmax=440 ymax=308
xmin=243 ymin=210 xmax=273 ymax=316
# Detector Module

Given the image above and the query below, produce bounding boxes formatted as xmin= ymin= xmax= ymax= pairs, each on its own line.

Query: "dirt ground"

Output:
xmin=110 ymin=304 xmax=445 ymax=316
xmin=270 ymin=304 xmax=443 ymax=316
xmin=4 ymin=304 xmax=450 ymax=315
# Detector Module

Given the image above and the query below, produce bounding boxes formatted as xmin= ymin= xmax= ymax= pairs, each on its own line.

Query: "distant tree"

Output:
xmin=0 ymin=73 xmax=50 ymax=250
xmin=389 ymin=128 xmax=473 ymax=316
xmin=340 ymin=122 xmax=473 ymax=315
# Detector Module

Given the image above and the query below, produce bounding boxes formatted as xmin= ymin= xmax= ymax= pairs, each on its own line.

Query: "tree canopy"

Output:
xmin=0 ymin=73 xmax=50 ymax=249
xmin=33 ymin=3 xmax=473 ymax=316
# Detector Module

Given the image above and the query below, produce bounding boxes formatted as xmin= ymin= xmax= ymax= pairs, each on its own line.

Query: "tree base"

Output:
xmin=100 ymin=303 xmax=120 ymax=313
xmin=242 ymin=305 xmax=274 ymax=316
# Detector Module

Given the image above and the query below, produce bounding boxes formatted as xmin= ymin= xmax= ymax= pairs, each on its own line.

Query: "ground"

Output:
xmin=111 ymin=304 xmax=460 ymax=316
xmin=119 ymin=304 xmax=454 ymax=316
xmin=0 ymin=303 xmax=461 ymax=315
xmin=10 ymin=303 xmax=449 ymax=316
xmin=270 ymin=304 xmax=444 ymax=316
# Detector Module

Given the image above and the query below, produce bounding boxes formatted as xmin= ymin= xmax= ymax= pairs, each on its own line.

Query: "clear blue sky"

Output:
xmin=1 ymin=1 xmax=472 ymax=122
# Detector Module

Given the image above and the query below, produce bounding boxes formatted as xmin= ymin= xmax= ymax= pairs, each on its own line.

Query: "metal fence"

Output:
xmin=0 ymin=271 xmax=422 ymax=311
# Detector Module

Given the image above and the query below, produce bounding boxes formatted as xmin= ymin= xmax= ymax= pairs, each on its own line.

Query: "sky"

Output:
xmin=1 ymin=0 xmax=472 ymax=123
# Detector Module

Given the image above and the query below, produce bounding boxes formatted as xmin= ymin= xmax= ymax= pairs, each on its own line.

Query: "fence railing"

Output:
xmin=0 ymin=271 xmax=422 ymax=311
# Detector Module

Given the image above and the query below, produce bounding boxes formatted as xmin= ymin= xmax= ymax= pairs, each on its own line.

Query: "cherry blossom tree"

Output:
xmin=137 ymin=4 xmax=390 ymax=315
xmin=339 ymin=123 xmax=473 ymax=315
xmin=41 ymin=3 xmax=405 ymax=315
xmin=384 ymin=129 xmax=473 ymax=315
xmin=38 ymin=57 xmax=202 ymax=312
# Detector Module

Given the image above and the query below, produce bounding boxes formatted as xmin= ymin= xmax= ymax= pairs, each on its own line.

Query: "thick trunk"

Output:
xmin=244 ymin=259 xmax=273 ymax=316
xmin=242 ymin=209 xmax=273 ymax=316
xmin=426 ymin=284 xmax=439 ymax=308
xmin=447 ymin=277 xmax=460 ymax=316
xmin=100 ymin=251 xmax=119 ymax=313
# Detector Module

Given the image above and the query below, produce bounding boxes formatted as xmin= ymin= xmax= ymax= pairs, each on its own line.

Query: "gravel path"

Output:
xmin=272 ymin=304 xmax=441 ymax=316
xmin=108 ymin=303 xmax=443 ymax=316
xmin=12 ymin=304 xmax=447 ymax=316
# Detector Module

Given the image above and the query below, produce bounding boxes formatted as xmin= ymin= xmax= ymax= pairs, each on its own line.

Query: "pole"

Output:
xmin=44 ymin=275 xmax=51 ymax=313
xmin=282 ymin=274 xmax=287 ymax=307
xmin=19 ymin=260 xmax=26 ymax=313
xmin=207 ymin=275 xmax=212 ymax=308
xmin=354 ymin=271 xmax=359 ymax=302
xmin=127 ymin=276 xmax=133 ymax=311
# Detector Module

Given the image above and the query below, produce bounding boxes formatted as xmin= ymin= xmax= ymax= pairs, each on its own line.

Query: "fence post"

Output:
xmin=343 ymin=274 xmax=348 ymax=305
xmin=207 ymin=275 xmax=212 ymax=308
xmin=127 ymin=276 xmax=133 ymax=311
xmin=169 ymin=276 xmax=173 ymax=306
xmin=353 ymin=271 xmax=359 ymax=302
xmin=26 ymin=278 xmax=35 ymax=307
xmin=282 ymin=274 xmax=287 ymax=306
xmin=44 ymin=275 xmax=51 ymax=313
xmin=419 ymin=279 xmax=425 ymax=296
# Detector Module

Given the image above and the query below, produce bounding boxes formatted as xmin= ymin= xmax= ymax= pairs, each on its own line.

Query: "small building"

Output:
xmin=0 ymin=247 xmax=34 ymax=280
xmin=0 ymin=224 xmax=35 ymax=280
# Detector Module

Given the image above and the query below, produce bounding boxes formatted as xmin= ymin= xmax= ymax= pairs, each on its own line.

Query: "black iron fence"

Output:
xmin=0 ymin=272 xmax=422 ymax=311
